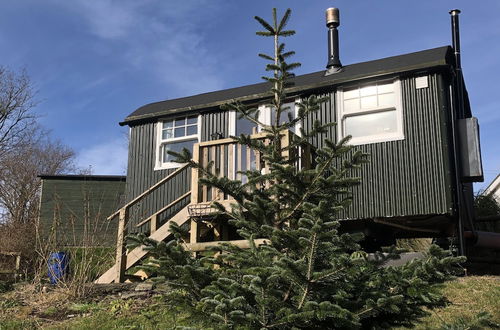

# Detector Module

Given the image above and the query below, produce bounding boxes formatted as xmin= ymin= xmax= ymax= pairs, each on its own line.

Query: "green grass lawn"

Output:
xmin=1 ymin=276 xmax=498 ymax=329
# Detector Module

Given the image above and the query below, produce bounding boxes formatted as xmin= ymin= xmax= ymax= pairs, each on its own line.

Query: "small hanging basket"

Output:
xmin=188 ymin=203 xmax=220 ymax=221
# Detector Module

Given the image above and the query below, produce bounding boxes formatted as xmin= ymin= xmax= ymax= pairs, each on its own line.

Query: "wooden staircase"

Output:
xmin=95 ymin=206 xmax=190 ymax=283
xmin=96 ymin=165 xmax=192 ymax=284
xmin=96 ymin=130 xmax=307 ymax=284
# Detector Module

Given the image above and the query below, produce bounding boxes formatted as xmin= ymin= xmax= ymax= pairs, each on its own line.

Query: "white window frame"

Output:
xmin=154 ymin=114 xmax=202 ymax=170
xmin=336 ymin=78 xmax=404 ymax=145
xmin=228 ymin=99 xmax=301 ymax=136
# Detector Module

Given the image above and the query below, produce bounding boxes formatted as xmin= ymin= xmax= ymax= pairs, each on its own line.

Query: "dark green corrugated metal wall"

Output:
xmin=303 ymin=74 xmax=453 ymax=219
xmin=126 ymin=73 xmax=453 ymax=231
xmin=126 ymin=110 xmax=229 ymax=233
xmin=39 ymin=179 xmax=126 ymax=246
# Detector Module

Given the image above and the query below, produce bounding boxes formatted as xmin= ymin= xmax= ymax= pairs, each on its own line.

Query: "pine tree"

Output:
xmin=129 ymin=8 xmax=465 ymax=329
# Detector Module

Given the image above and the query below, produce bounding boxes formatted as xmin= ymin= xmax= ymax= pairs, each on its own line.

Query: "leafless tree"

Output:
xmin=0 ymin=66 xmax=37 ymax=156
xmin=0 ymin=133 xmax=75 ymax=224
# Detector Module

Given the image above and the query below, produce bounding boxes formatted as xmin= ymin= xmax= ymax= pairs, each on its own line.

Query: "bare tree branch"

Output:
xmin=0 ymin=66 xmax=37 ymax=156
xmin=0 ymin=130 xmax=75 ymax=224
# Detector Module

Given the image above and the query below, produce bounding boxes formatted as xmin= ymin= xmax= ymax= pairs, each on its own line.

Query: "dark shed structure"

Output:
xmin=119 ymin=46 xmax=479 ymax=240
xmin=38 ymin=175 xmax=126 ymax=247
xmin=96 ymin=9 xmax=489 ymax=284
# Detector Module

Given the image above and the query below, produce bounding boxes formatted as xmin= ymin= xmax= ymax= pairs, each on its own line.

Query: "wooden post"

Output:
xmin=191 ymin=143 xmax=200 ymax=204
xmin=115 ymin=208 xmax=128 ymax=283
xmin=150 ymin=214 xmax=157 ymax=234
xmin=280 ymin=129 xmax=290 ymax=160
xmin=211 ymin=146 xmax=217 ymax=201
xmin=237 ymin=144 xmax=242 ymax=181
xmin=190 ymin=219 xmax=199 ymax=258
xmin=219 ymin=145 xmax=225 ymax=200
xmin=202 ymin=147 xmax=209 ymax=202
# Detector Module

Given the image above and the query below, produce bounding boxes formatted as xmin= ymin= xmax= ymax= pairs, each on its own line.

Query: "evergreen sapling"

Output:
xmin=129 ymin=8 xmax=465 ymax=329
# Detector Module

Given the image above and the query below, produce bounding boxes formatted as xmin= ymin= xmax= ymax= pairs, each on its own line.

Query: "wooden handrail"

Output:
xmin=197 ymin=132 xmax=270 ymax=148
xmin=107 ymin=163 xmax=190 ymax=220
xmin=135 ymin=191 xmax=191 ymax=228
xmin=184 ymin=239 xmax=270 ymax=252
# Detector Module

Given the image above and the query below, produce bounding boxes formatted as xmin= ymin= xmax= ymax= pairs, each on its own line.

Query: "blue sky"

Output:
xmin=0 ymin=1 xmax=499 ymax=191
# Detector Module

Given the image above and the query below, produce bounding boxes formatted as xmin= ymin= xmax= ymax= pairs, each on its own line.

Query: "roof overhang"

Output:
xmin=120 ymin=46 xmax=454 ymax=127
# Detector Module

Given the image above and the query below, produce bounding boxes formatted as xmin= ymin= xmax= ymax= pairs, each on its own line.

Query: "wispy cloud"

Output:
xmin=57 ymin=0 xmax=225 ymax=96
xmin=75 ymin=137 xmax=128 ymax=175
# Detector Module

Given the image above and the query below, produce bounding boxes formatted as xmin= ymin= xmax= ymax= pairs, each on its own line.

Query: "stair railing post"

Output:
xmin=191 ymin=142 xmax=200 ymax=204
xmin=115 ymin=207 xmax=128 ymax=283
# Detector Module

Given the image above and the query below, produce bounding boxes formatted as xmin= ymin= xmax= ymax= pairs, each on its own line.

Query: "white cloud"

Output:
xmin=76 ymin=138 xmax=128 ymax=175
xmin=57 ymin=0 xmax=225 ymax=96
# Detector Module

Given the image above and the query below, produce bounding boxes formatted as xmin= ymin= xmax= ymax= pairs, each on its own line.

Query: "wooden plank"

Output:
xmin=219 ymin=145 xmax=225 ymax=200
xmin=96 ymin=206 xmax=191 ymax=284
xmin=135 ymin=191 xmax=191 ymax=228
xmin=191 ymin=143 xmax=200 ymax=204
xmin=108 ymin=164 xmax=189 ymax=220
xmin=150 ymin=214 xmax=157 ymax=234
xmin=280 ymin=129 xmax=290 ymax=160
xmin=255 ymin=148 xmax=261 ymax=189
xmin=114 ymin=208 xmax=128 ymax=283
xmin=246 ymin=145 xmax=251 ymax=171
xmin=211 ymin=146 xmax=216 ymax=201
xmin=190 ymin=219 xmax=199 ymax=244
xmin=228 ymin=143 xmax=234 ymax=180
xmin=185 ymin=239 xmax=270 ymax=252
xmin=198 ymin=137 xmax=235 ymax=147
xmin=202 ymin=147 xmax=209 ymax=202
xmin=237 ymin=144 xmax=242 ymax=181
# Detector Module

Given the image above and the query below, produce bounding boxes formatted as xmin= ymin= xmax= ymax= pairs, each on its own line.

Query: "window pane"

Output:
xmin=186 ymin=125 xmax=197 ymax=136
xmin=344 ymin=110 xmax=398 ymax=138
xmin=163 ymin=120 xmax=173 ymax=128
xmin=236 ymin=117 xmax=256 ymax=135
xmin=174 ymin=117 xmax=186 ymax=126
xmin=343 ymin=88 xmax=359 ymax=100
xmin=344 ymin=99 xmax=359 ymax=112
xmin=174 ymin=127 xmax=185 ymax=137
xmin=377 ymin=83 xmax=394 ymax=94
xmin=187 ymin=116 xmax=197 ymax=125
xmin=162 ymin=128 xmax=173 ymax=139
xmin=270 ymin=104 xmax=296 ymax=130
xmin=360 ymin=85 xmax=377 ymax=96
xmin=360 ymin=95 xmax=377 ymax=109
xmin=163 ymin=140 xmax=195 ymax=163
xmin=378 ymin=93 xmax=395 ymax=108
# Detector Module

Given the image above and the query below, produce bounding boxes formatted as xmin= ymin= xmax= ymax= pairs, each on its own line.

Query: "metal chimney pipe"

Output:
xmin=450 ymin=9 xmax=465 ymax=119
xmin=450 ymin=9 xmax=462 ymax=69
xmin=448 ymin=9 xmax=468 ymax=256
xmin=325 ymin=7 xmax=342 ymax=75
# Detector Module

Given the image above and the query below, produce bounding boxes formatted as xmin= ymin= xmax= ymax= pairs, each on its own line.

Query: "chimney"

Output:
xmin=325 ymin=7 xmax=342 ymax=75
xmin=449 ymin=9 xmax=462 ymax=70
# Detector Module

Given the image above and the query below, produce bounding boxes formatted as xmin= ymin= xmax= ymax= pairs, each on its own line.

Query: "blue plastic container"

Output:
xmin=48 ymin=252 xmax=69 ymax=284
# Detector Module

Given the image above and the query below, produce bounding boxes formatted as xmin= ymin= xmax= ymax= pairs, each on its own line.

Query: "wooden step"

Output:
xmin=95 ymin=206 xmax=190 ymax=284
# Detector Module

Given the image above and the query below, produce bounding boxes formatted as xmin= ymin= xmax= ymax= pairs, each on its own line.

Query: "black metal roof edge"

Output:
xmin=38 ymin=174 xmax=127 ymax=181
xmin=120 ymin=46 xmax=453 ymax=126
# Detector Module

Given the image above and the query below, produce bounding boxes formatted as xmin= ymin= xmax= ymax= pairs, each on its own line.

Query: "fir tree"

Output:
xmin=129 ymin=8 xmax=465 ymax=329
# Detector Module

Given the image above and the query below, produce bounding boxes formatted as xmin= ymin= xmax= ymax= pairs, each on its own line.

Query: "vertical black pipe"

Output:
xmin=325 ymin=8 xmax=342 ymax=75
xmin=450 ymin=9 xmax=465 ymax=119
xmin=327 ymin=27 xmax=341 ymax=68
xmin=449 ymin=9 xmax=467 ymax=255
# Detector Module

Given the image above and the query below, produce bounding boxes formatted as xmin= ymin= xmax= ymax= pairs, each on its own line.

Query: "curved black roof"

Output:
xmin=121 ymin=46 xmax=453 ymax=126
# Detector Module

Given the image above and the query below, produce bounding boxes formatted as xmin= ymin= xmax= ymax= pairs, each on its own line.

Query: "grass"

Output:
xmin=413 ymin=276 xmax=500 ymax=329
xmin=0 ymin=276 xmax=498 ymax=329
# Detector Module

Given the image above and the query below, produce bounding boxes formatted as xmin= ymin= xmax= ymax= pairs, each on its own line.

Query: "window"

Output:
xmin=229 ymin=101 xmax=300 ymax=136
xmin=155 ymin=115 xmax=200 ymax=170
xmin=337 ymin=79 xmax=403 ymax=145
